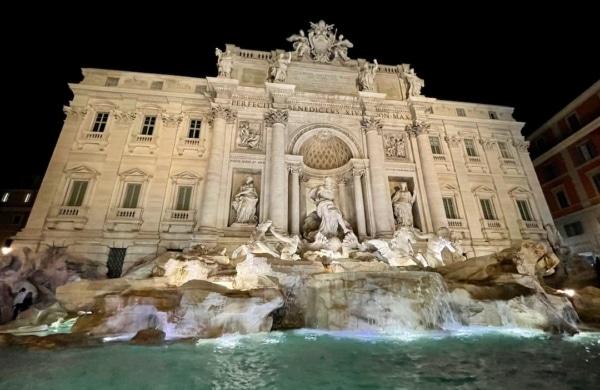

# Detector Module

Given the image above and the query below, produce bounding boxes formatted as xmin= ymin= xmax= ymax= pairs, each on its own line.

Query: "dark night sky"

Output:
xmin=4 ymin=4 xmax=599 ymax=189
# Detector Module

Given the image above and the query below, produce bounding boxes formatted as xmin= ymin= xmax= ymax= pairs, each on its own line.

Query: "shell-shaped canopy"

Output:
xmin=300 ymin=131 xmax=353 ymax=170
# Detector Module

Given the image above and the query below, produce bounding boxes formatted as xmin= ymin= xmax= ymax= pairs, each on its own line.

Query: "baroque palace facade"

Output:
xmin=14 ymin=21 xmax=553 ymax=271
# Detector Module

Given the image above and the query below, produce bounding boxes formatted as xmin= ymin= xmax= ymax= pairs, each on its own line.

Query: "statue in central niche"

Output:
xmin=303 ymin=177 xmax=353 ymax=241
xmin=231 ymin=176 xmax=259 ymax=224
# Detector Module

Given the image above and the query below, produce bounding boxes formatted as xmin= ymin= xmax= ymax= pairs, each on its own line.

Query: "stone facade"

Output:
xmin=14 ymin=21 xmax=553 ymax=272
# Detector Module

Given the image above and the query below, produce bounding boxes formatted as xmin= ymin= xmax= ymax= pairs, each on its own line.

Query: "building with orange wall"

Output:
xmin=527 ymin=80 xmax=600 ymax=256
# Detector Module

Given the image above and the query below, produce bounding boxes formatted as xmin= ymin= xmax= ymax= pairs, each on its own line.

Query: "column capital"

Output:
xmin=513 ymin=140 xmax=530 ymax=152
xmin=161 ymin=112 xmax=184 ymax=127
xmin=112 ymin=109 xmax=137 ymax=123
xmin=209 ymin=105 xmax=236 ymax=125
xmin=361 ymin=116 xmax=383 ymax=135
xmin=63 ymin=105 xmax=88 ymax=119
xmin=352 ymin=167 xmax=366 ymax=177
xmin=264 ymin=109 xmax=289 ymax=126
xmin=444 ymin=135 xmax=462 ymax=148
xmin=479 ymin=137 xmax=497 ymax=151
xmin=287 ymin=163 xmax=303 ymax=176
xmin=406 ymin=119 xmax=431 ymax=137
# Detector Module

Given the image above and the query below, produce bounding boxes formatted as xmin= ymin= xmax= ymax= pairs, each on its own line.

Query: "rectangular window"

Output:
xmin=456 ymin=108 xmax=466 ymax=117
xmin=480 ymin=198 xmax=497 ymax=220
xmin=188 ymin=119 xmax=202 ymax=139
xmin=542 ymin=164 xmax=557 ymax=181
xmin=498 ymin=142 xmax=513 ymax=159
xmin=66 ymin=181 xmax=88 ymax=207
xmin=564 ymin=221 xmax=584 ymax=237
xmin=1 ymin=192 xmax=8 ymax=202
xmin=195 ymin=85 xmax=206 ymax=94
xmin=566 ymin=113 xmax=580 ymax=131
xmin=442 ymin=197 xmax=459 ymax=219
xmin=24 ymin=193 xmax=31 ymax=203
xmin=175 ymin=186 xmax=193 ymax=210
xmin=121 ymin=183 xmax=141 ymax=209
xmin=577 ymin=141 xmax=597 ymax=162
xmin=105 ymin=77 xmax=119 ymax=87
xmin=592 ymin=173 xmax=600 ymax=193
xmin=516 ymin=199 xmax=534 ymax=221
xmin=555 ymin=190 xmax=570 ymax=209
xmin=429 ymin=136 xmax=443 ymax=155
xmin=488 ymin=111 xmax=498 ymax=119
xmin=141 ymin=116 xmax=156 ymax=136
xmin=91 ymin=112 xmax=109 ymax=133
xmin=150 ymin=81 xmax=164 ymax=90
xmin=464 ymin=139 xmax=478 ymax=157
xmin=12 ymin=214 xmax=22 ymax=225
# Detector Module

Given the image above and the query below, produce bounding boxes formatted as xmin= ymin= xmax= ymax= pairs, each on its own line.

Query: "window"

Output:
xmin=480 ymin=198 xmax=497 ymax=220
xmin=107 ymin=248 xmax=126 ymax=278
xmin=516 ymin=199 xmax=534 ymax=221
xmin=195 ymin=85 xmax=206 ymax=94
xmin=105 ymin=77 xmax=119 ymax=87
xmin=464 ymin=139 xmax=478 ymax=157
xmin=66 ymin=180 xmax=88 ymax=207
xmin=497 ymin=142 xmax=513 ymax=159
xmin=12 ymin=215 xmax=22 ymax=225
xmin=188 ymin=119 xmax=202 ymax=139
xmin=577 ymin=141 xmax=597 ymax=162
xmin=150 ymin=81 xmax=164 ymax=90
xmin=488 ymin=111 xmax=498 ymax=119
xmin=141 ymin=116 xmax=156 ymax=135
xmin=542 ymin=164 xmax=557 ymax=181
xmin=429 ymin=136 xmax=443 ymax=155
xmin=564 ymin=221 xmax=583 ymax=237
xmin=566 ymin=113 xmax=580 ymax=131
xmin=91 ymin=112 xmax=109 ymax=133
xmin=555 ymin=190 xmax=570 ymax=209
xmin=442 ymin=197 xmax=459 ymax=219
xmin=593 ymin=173 xmax=600 ymax=193
xmin=175 ymin=186 xmax=193 ymax=210
xmin=24 ymin=193 xmax=31 ymax=203
xmin=121 ymin=183 xmax=141 ymax=209
xmin=1 ymin=192 xmax=8 ymax=202
xmin=456 ymin=108 xmax=466 ymax=117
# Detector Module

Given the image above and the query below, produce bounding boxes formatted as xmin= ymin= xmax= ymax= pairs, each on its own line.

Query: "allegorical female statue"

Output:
xmin=357 ymin=59 xmax=378 ymax=91
xmin=231 ymin=176 xmax=258 ymax=224
xmin=391 ymin=182 xmax=416 ymax=227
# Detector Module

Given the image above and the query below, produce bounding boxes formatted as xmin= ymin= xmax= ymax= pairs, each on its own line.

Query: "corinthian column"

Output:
xmin=408 ymin=120 xmax=447 ymax=231
xmin=362 ymin=116 xmax=395 ymax=237
xmin=288 ymin=164 xmax=302 ymax=236
xmin=352 ymin=168 xmax=367 ymax=238
xmin=265 ymin=109 xmax=289 ymax=232
xmin=198 ymin=105 xmax=235 ymax=232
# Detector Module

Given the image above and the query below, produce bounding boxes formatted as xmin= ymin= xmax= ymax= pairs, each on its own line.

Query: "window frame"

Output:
xmin=91 ymin=111 xmax=110 ymax=133
xmin=456 ymin=108 xmax=466 ymax=117
xmin=442 ymin=196 xmax=459 ymax=219
xmin=464 ymin=138 xmax=478 ymax=157
xmin=141 ymin=115 xmax=157 ymax=136
xmin=188 ymin=119 xmax=202 ymax=139
xmin=429 ymin=136 xmax=443 ymax=155
xmin=479 ymin=198 xmax=497 ymax=220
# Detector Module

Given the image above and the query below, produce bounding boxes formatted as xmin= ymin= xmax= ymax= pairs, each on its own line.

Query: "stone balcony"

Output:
xmin=160 ymin=209 xmax=196 ymax=233
xmin=447 ymin=218 xmax=467 ymax=228
xmin=127 ymin=134 xmax=157 ymax=153
xmin=105 ymin=207 xmax=144 ymax=232
xmin=75 ymin=131 xmax=109 ymax=151
xmin=480 ymin=218 xmax=508 ymax=240
xmin=46 ymin=206 xmax=88 ymax=230
xmin=518 ymin=219 xmax=546 ymax=240
xmin=176 ymin=137 xmax=206 ymax=156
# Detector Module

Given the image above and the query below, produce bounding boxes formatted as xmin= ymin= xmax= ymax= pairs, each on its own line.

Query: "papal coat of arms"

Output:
xmin=287 ymin=20 xmax=353 ymax=63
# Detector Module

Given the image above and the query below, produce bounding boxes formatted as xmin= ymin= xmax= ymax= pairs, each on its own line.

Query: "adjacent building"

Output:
xmin=527 ymin=80 xmax=600 ymax=257
xmin=1 ymin=189 xmax=36 ymax=246
xmin=14 ymin=21 xmax=555 ymax=275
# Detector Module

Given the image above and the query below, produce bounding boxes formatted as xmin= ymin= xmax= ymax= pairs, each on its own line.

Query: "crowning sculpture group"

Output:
xmin=215 ymin=20 xmax=425 ymax=96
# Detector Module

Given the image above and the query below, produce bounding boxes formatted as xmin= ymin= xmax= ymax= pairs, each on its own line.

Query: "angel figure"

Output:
xmin=332 ymin=34 xmax=353 ymax=62
xmin=286 ymin=30 xmax=310 ymax=58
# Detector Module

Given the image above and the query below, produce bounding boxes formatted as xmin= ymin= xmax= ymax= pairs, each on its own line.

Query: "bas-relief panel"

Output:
xmin=235 ymin=120 xmax=264 ymax=153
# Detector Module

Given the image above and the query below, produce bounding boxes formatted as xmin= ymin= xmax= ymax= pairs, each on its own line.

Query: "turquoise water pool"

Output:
xmin=1 ymin=328 xmax=599 ymax=389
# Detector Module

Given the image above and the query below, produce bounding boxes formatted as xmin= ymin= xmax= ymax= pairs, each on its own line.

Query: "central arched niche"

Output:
xmin=299 ymin=130 xmax=353 ymax=170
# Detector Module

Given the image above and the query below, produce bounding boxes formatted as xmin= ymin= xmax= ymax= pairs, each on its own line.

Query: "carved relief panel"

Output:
xmin=235 ymin=120 xmax=264 ymax=153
